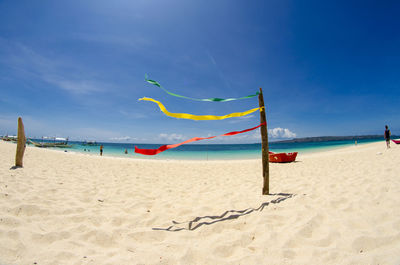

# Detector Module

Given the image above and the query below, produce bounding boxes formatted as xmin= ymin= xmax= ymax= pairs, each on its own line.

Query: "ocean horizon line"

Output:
xmin=22 ymin=133 xmax=394 ymax=146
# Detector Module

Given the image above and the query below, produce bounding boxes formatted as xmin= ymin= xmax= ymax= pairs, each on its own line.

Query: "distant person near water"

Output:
xmin=100 ymin=144 xmax=104 ymax=156
xmin=124 ymin=149 xmax=128 ymax=154
xmin=384 ymin=125 xmax=391 ymax=149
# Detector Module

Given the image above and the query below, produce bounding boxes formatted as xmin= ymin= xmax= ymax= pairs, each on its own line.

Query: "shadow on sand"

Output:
xmin=153 ymin=193 xmax=295 ymax=232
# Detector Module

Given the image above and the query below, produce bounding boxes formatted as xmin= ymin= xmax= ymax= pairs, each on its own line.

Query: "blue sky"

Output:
xmin=0 ymin=0 xmax=399 ymax=143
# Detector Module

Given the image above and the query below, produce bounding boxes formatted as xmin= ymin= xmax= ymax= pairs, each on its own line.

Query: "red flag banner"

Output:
xmin=135 ymin=122 xmax=266 ymax=155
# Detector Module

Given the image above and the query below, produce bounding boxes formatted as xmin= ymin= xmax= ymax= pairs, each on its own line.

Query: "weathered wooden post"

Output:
xmin=258 ymin=88 xmax=270 ymax=195
xmin=15 ymin=117 xmax=26 ymax=167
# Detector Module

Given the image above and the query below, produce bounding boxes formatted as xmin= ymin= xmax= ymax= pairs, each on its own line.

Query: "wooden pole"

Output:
xmin=15 ymin=117 xmax=26 ymax=167
xmin=258 ymin=88 xmax=270 ymax=195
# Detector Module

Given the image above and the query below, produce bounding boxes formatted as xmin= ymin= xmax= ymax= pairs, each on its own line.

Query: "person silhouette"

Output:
xmin=384 ymin=125 xmax=391 ymax=149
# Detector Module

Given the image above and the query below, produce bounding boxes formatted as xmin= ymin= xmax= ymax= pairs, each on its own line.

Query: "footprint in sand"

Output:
xmin=31 ymin=231 xmax=71 ymax=244
xmin=0 ymin=216 xmax=21 ymax=227
xmin=127 ymin=230 xmax=166 ymax=244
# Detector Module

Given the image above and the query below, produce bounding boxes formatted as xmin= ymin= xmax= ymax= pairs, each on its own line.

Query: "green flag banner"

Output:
xmin=145 ymin=74 xmax=260 ymax=102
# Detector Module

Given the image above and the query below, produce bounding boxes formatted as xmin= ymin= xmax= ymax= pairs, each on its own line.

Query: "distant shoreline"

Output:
xmin=273 ymin=134 xmax=397 ymax=143
xmin=16 ymin=137 xmax=382 ymax=161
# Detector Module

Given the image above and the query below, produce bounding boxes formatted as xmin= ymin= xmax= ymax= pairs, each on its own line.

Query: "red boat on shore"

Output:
xmin=269 ymin=152 xmax=298 ymax=163
xmin=392 ymin=139 xmax=400 ymax=144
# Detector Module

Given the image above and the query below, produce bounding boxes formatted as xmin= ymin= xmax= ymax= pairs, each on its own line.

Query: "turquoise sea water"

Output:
xmin=28 ymin=138 xmax=383 ymax=160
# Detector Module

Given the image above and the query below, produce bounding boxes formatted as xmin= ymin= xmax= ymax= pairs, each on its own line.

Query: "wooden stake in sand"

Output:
xmin=15 ymin=117 xmax=26 ymax=167
xmin=258 ymin=88 xmax=270 ymax=195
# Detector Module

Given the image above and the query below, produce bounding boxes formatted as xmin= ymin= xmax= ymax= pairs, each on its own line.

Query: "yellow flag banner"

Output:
xmin=139 ymin=97 xmax=263 ymax=121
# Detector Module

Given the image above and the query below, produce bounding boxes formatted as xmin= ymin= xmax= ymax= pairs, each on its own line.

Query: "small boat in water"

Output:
xmin=269 ymin=151 xmax=298 ymax=163
xmin=2 ymin=135 xmax=18 ymax=142
xmin=392 ymin=139 xmax=400 ymax=144
xmin=29 ymin=137 xmax=73 ymax=148
xmin=82 ymin=141 xmax=98 ymax=146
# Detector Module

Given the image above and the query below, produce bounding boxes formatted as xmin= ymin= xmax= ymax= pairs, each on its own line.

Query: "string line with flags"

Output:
xmin=145 ymin=74 xmax=260 ymax=102
xmin=135 ymin=76 xmax=265 ymax=155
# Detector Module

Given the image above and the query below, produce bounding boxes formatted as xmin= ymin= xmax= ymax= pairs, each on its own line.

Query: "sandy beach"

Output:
xmin=1 ymin=140 xmax=400 ymax=264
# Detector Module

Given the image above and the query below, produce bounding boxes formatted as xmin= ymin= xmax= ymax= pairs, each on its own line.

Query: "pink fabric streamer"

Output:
xmin=135 ymin=122 xmax=266 ymax=155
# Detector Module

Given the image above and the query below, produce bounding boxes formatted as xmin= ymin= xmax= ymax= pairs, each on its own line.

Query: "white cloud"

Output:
xmin=158 ymin=133 xmax=185 ymax=142
xmin=209 ymin=127 xmax=296 ymax=143
xmin=206 ymin=50 xmax=232 ymax=89
xmin=206 ymin=51 xmax=217 ymax=66
xmin=110 ymin=136 xmax=133 ymax=141
xmin=74 ymin=34 xmax=150 ymax=50
xmin=228 ymin=114 xmax=255 ymax=124
xmin=2 ymin=42 xmax=111 ymax=95
xmin=205 ymin=129 xmax=261 ymax=143
xmin=119 ymin=110 xmax=147 ymax=119
xmin=0 ymin=114 xmax=49 ymax=137
xmin=0 ymin=115 xmax=16 ymax=131
xmin=268 ymin=127 xmax=296 ymax=139
xmin=42 ymin=75 xmax=106 ymax=95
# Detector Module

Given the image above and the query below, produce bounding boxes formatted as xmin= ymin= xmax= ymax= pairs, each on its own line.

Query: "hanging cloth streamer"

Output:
xmin=145 ymin=74 xmax=259 ymax=102
xmin=135 ymin=122 xmax=266 ymax=155
xmin=139 ymin=97 xmax=263 ymax=120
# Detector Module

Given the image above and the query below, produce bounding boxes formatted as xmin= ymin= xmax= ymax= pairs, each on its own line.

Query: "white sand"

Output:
xmin=1 ymin=140 xmax=400 ymax=264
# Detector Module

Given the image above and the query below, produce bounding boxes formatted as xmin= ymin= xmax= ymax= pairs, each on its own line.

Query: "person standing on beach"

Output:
xmin=100 ymin=144 xmax=104 ymax=156
xmin=384 ymin=125 xmax=391 ymax=149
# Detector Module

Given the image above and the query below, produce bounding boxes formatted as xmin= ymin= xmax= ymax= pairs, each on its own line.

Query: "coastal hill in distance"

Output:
xmin=274 ymin=135 xmax=398 ymax=143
